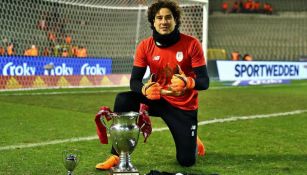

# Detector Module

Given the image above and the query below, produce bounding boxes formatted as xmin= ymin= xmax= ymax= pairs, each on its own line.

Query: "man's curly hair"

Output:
xmin=147 ymin=0 xmax=182 ymax=30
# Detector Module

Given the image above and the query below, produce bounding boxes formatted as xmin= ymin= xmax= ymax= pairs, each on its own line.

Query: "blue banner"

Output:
xmin=0 ymin=56 xmax=112 ymax=76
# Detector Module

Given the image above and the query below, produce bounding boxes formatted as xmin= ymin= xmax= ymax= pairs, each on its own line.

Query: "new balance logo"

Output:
xmin=153 ymin=56 xmax=160 ymax=61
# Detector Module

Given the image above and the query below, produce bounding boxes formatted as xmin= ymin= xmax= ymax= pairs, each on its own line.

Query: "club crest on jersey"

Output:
xmin=176 ymin=51 xmax=183 ymax=62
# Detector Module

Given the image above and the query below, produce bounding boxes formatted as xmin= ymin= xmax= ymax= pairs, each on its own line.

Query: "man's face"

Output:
xmin=153 ymin=8 xmax=176 ymax=35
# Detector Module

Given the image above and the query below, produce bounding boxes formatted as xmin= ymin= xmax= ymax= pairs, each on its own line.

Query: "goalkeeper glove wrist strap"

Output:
xmin=142 ymin=82 xmax=155 ymax=96
xmin=186 ymin=77 xmax=195 ymax=89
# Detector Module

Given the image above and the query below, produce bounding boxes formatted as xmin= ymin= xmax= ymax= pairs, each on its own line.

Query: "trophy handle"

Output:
xmin=97 ymin=107 xmax=113 ymax=125
xmin=100 ymin=114 xmax=109 ymax=130
xmin=100 ymin=111 xmax=118 ymax=131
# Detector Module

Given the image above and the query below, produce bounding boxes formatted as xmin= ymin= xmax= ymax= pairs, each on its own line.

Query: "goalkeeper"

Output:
xmin=96 ymin=0 xmax=209 ymax=170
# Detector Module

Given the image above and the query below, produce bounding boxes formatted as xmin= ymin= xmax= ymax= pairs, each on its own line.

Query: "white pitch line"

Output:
xmin=0 ymin=83 xmax=307 ymax=96
xmin=3 ymin=82 xmax=306 ymax=96
xmin=0 ymin=109 xmax=306 ymax=151
xmin=198 ymin=109 xmax=307 ymax=125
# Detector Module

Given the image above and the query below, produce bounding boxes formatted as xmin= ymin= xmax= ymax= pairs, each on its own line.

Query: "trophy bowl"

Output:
xmin=109 ymin=111 xmax=140 ymax=175
xmin=62 ymin=149 xmax=81 ymax=175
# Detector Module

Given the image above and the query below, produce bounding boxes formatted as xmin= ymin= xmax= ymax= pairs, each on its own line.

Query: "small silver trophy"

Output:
xmin=62 ymin=149 xmax=81 ymax=175
xmin=105 ymin=111 xmax=140 ymax=175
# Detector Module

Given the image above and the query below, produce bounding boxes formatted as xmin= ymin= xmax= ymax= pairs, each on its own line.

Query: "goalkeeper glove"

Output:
xmin=170 ymin=65 xmax=195 ymax=94
xmin=141 ymin=74 xmax=162 ymax=100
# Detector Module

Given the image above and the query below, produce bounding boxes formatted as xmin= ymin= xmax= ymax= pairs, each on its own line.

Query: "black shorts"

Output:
xmin=111 ymin=91 xmax=198 ymax=166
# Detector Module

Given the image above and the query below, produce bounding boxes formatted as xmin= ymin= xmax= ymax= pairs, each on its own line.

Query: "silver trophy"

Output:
xmin=105 ymin=111 xmax=140 ymax=175
xmin=62 ymin=149 xmax=81 ymax=175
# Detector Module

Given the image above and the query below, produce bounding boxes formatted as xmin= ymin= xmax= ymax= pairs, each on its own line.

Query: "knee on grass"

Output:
xmin=177 ymin=155 xmax=196 ymax=167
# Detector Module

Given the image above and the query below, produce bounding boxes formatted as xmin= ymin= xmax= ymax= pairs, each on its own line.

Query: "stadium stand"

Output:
xmin=209 ymin=0 xmax=307 ymax=12
xmin=0 ymin=0 xmax=204 ymax=71
xmin=208 ymin=0 xmax=307 ymax=61
xmin=0 ymin=0 xmax=207 ymax=88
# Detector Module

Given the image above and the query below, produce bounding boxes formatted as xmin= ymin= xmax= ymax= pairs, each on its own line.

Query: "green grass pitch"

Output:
xmin=0 ymin=80 xmax=306 ymax=175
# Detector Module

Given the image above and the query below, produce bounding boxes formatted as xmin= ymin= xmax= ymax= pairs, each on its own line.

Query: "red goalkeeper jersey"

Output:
xmin=134 ymin=33 xmax=206 ymax=110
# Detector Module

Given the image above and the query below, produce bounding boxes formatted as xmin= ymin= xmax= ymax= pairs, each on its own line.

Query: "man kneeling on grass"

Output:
xmin=96 ymin=0 xmax=209 ymax=170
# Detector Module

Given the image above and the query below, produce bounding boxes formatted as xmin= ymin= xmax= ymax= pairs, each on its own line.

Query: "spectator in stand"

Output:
xmin=221 ymin=1 xmax=228 ymax=14
xmin=225 ymin=0 xmax=272 ymax=15
xmin=243 ymin=0 xmax=253 ymax=13
xmin=7 ymin=43 xmax=15 ymax=56
xmin=0 ymin=46 xmax=5 ymax=55
xmin=62 ymin=48 xmax=69 ymax=57
xmin=54 ymin=44 xmax=61 ymax=57
xmin=72 ymin=46 xmax=78 ymax=57
xmin=253 ymin=1 xmax=261 ymax=13
xmin=231 ymin=51 xmax=241 ymax=61
xmin=24 ymin=48 xmax=29 ymax=56
xmin=48 ymin=31 xmax=57 ymax=47
xmin=243 ymin=54 xmax=253 ymax=61
xmin=76 ymin=46 xmax=87 ymax=58
xmin=43 ymin=47 xmax=50 ymax=56
xmin=47 ymin=31 xmax=58 ymax=56
xmin=263 ymin=2 xmax=273 ymax=15
xmin=62 ymin=35 xmax=73 ymax=56
xmin=24 ymin=45 xmax=39 ymax=56
xmin=65 ymin=35 xmax=72 ymax=45
xmin=48 ymin=31 xmax=56 ymax=43
xmin=230 ymin=1 xmax=240 ymax=13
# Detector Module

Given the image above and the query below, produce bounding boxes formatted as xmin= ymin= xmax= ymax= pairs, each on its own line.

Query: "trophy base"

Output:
xmin=110 ymin=167 xmax=139 ymax=175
